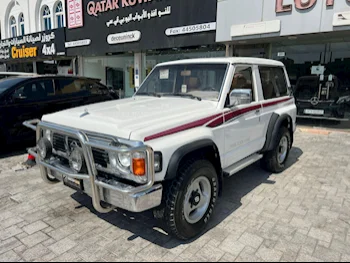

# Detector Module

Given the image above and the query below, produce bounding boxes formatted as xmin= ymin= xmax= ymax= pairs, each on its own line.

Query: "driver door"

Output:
xmin=223 ymin=65 xmax=264 ymax=168
xmin=5 ymin=80 xmax=52 ymax=142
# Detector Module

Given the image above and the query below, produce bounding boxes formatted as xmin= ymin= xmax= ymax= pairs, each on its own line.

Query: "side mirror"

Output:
xmin=229 ymin=89 xmax=253 ymax=107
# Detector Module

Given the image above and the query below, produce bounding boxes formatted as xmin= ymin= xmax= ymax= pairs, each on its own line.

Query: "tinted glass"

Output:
xmin=259 ymin=67 xmax=288 ymax=100
xmin=14 ymin=80 xmax=54 ymax=100
xmin=0 ymin=78 xmax=26 ymax=94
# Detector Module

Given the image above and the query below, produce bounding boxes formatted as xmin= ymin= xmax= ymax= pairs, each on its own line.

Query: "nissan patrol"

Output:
xmin=24 ymin=58 xmax=297 ymax=240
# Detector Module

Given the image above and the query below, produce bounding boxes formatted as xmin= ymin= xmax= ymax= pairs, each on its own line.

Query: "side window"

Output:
xmin=273 ymin=67 xmax=288 ymax=97
xmin=85 ymin=81 xmax=109 ymax=95
xmin=13 ymin=80 xmax=54 ymax=101
xmin=228 ymin=66 xmax=255 ymax=106
xmin=259 ymin=67 xmax=289 ymax=100
xmin=55 ymin=79 xmax=89 ymax=96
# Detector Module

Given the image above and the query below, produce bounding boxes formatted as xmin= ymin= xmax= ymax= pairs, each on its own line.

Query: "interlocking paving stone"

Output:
xmin=0 ymin=130 xmax=349 ymax=262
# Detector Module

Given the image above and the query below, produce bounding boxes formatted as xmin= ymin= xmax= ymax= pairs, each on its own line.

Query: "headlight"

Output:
xmin=109 ymin=146 xmax=131 ymax=173
xmin=37 ymin=138 xmax=52 ymax=160
xmin=69 ymin=148 xmax=84 ymax=172
xmin=118 ymin=146 xmax=131 ymax=167
xmin=44 ymin=129 xmax=52 ymax=142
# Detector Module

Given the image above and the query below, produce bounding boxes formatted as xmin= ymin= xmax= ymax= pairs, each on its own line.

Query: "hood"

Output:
xmin=42 ymin=96 xmax=219 ymax=141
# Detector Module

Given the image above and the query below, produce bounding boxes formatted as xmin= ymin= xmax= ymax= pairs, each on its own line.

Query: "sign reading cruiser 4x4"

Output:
xmin=65 ymin=0 xmax=217 ymax=56
xmin=0 ymin=28 xmax=66 ymax=62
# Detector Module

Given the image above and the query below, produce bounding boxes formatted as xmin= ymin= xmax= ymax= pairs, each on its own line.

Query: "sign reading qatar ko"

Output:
xmin=86 ymin=0 xmax=153 ymax=17
xmin=65 ymin=0 xmax=218 ymax=56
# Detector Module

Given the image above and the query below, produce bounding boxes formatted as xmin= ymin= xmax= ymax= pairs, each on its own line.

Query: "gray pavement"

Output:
xmin=0 ymin=128 xmax=349 ymax=262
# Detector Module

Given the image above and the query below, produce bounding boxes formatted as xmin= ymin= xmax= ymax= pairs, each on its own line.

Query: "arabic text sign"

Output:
xmin=106 ymin=6 xmax=171 ymax=27
xmin=0 ymin=29 xmax=65 ymax=61
xmin=68 ymin=0 xmax=84 ymax=29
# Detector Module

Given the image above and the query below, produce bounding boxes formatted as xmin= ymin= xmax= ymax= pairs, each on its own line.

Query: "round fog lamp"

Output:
xmin=69 ymin=148 xmax=84 ymax=172
xmin=37 ymin=138 xmax=52 ymax=160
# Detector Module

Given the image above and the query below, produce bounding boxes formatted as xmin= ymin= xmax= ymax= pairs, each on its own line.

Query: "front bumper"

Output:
xmin=24 ymin=120 xmax=163 ymax=213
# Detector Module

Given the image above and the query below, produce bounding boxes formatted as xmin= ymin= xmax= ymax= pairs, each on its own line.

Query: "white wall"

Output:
xmin=0 ymin=0 xmax=66 ymax=40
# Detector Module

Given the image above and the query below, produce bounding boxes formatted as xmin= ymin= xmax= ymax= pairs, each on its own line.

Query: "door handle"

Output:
xmin=255 ymin=109 xmax=261 ymax=114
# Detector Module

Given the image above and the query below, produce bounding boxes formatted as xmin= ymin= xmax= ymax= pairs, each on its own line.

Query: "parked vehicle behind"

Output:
xmin=25 ymin=58 xmax=297 ymax=240
xmin=0 ymin=72 xmax=37 ymax=80
xmin=0 ymin=75 xmax=115 ymax=146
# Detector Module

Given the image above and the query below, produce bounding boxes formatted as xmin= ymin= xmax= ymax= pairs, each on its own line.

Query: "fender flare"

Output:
xmin=165 ymin=138 xmax=222 ymax=180
xmin=261 ymin=113 xmax=294 ymax=153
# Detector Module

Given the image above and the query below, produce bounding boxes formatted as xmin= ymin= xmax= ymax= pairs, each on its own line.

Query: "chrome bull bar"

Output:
xmin=23 ymin=119 xmax=159 ymax=214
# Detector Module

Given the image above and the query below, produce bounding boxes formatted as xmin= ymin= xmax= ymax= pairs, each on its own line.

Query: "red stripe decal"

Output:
xmin=224 ymin=104 xmax=262 ymax=122
xmin=262 ymin=97 xmax=292 ymax=108
xmin=144 ymin=97 xmax=293 ymax=141
xmin=144 ymin=113 xmax=222 ymax=142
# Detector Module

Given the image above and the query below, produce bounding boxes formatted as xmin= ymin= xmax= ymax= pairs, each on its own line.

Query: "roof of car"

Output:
xmin=157 ymin=57 xmax=285 ymax=67
xmin=0 ymin=72 xmax=38 ymax=76
xmin=3 ymin=74 xmax=101 ymax=82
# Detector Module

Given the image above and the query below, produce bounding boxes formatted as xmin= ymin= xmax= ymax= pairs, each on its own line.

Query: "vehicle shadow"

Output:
xmin=71 ymin=146 xmax=304 ymax=248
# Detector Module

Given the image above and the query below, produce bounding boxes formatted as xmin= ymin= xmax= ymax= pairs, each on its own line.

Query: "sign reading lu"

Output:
xmin=276 ymin=0 xmax=350 ymax=13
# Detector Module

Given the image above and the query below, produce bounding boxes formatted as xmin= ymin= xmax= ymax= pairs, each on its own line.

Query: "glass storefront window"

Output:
xmin=272 ymin=42 xmax=350 ymax=130
xmin=83 ymin=54 xmax=135 ymax=98
xmin=143 ymin=45 xmax=226 ymax=80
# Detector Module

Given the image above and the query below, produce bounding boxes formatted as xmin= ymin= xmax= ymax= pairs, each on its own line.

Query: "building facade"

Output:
xmin=65 ymin=0 xmax=225 ymax=98
xmin=217 ymin=0 xmax=350 ymax=129
xmin=0 ymin=0 xmax=71 ymax=74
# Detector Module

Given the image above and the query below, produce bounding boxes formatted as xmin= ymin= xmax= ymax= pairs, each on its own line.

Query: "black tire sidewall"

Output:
xmin=173 ymin=160 xmax=218 ymax=239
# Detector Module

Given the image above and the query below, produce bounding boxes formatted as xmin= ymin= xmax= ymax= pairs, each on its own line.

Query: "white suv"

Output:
xmin=25 ymin=58 xmax=297 ymax=240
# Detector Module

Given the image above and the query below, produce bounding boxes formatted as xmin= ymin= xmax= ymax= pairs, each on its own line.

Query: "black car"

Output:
xmin=0 ymin=75 xmax=116 ymax=146
xmin=294 ymin=75 xmax=350 ymax=120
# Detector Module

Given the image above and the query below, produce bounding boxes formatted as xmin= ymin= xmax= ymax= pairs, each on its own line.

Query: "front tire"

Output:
xmin=164 ymin=159 xmax=218 ymax=240
xmin=262 ymin=127 xmax=291 ymax=173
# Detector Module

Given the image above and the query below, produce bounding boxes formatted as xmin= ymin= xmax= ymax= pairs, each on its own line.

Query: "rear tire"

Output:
xmin=262 ymin=127 xmax=291 ymax=173
xmin=164 ymin=159 xmax=218 ymax=240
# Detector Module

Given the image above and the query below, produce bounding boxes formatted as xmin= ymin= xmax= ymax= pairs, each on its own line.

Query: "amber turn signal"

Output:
xmin=132 ymin=158 xmax=146 ymax=176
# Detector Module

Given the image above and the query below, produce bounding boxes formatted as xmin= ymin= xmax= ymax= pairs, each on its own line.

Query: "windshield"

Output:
xmin=0 ymin=78 xmax=25 ymax=95
xmin=135 ymin=63 xmax=228 ymax=101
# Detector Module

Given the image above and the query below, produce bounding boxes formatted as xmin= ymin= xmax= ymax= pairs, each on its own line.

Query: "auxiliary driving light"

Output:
xmin=37 ymin=138 xmax=52 ymax=160
xmin=69 ymin=147 xmax=84 ymax=173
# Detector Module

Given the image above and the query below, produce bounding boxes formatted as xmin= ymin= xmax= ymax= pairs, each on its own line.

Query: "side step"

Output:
xmin=223 ymin=154 xmax=263 ymax=177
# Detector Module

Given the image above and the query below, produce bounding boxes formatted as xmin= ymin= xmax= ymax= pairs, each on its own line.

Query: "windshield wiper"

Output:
xmin=163 ymin=93 xmax=202 ymax=101
xmin=136 ymin=92 xmax=162 ymax=98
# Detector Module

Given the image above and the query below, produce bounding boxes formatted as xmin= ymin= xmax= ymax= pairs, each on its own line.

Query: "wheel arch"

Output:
xmin=261 ymin=113 xmax=294 ymax=153
xmin=164 ymin=139 xmax=224 ymax=195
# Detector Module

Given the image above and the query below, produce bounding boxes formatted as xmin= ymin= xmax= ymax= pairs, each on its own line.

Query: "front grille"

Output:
xmin=53 ymin=133 xmax=81 ymax=153
xmin=92 ymin=148 xmax=109 ymax=168
xmin=53 ymin=133 xmax=66 ymax=152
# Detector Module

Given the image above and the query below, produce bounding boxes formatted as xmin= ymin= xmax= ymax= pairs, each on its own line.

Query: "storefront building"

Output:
xmin=0 ymin=0 xmax=74 ymax=74
xmin=65 ymin=0 xmax=225 ymax=98
xmin=0 ymin=28 xmax=72 ymax=74
xmin=217 ymin=0 xmax=350 ymax=129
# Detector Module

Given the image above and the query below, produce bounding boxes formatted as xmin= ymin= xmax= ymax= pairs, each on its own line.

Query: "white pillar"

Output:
xmin=32 ymin=61 xmax=37 ymax=73
xmin=134 ymin=52 xmax=142 ymax=90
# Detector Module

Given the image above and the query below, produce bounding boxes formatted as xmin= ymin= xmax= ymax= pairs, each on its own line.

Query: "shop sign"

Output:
xmin=276 ymin=0 xmax=350 ymax=13
xmin=107 ymin=31 xmax=141 ymax=45
xmin=68 ymin=0 xmax=84 ymax=29
xmin=66 ymin=0 xmax=218 ymax=55
xmin=65 ymin=39 xmax=91 ymax=48
xmin=106 ymin=6 xmax=171 ymax=27
xmin=165 ymin=22 xmax=216 ymax=36
xmin=0 ymin=28 xmax=66 ymax=61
